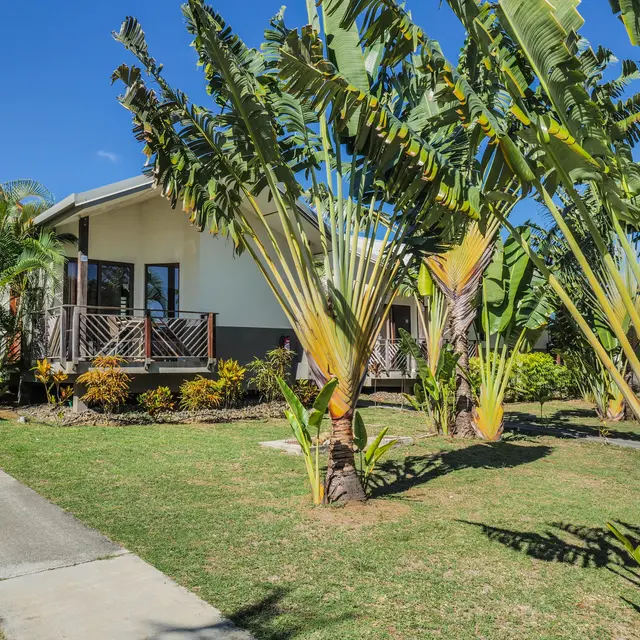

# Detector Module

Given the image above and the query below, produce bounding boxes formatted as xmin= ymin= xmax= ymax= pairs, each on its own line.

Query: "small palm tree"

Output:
xmin=0 ymin=180 xmax=73 ymax=386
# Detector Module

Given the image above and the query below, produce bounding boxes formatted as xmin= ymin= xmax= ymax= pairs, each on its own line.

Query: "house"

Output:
xmin=28 ymin=175 xmax=428 ymax=408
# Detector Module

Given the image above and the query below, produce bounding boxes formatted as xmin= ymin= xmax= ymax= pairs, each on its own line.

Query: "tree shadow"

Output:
xmin=505 ymin=409 xmax=640 ymax=443
xmin=368 ymin=442 xmax=553 ymax=498
xmin=149 ymin=586 xmax=354 ymax=640
xmin=460 ymin=520 xmax=640 ymax=572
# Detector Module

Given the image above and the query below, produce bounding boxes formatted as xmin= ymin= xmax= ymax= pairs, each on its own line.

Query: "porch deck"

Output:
xmin=28 ymin=305 xmax=216 ymax=374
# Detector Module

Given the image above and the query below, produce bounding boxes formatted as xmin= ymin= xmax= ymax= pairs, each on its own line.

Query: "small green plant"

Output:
xmin=179 ymin=375 xmax=223 ymax=411
xmin=138 ymin=386 xmax=175 ymax=418
xmin=248 ymin=347 xmax=296 ymax=402
xmin=513 ymin=352 xmax=561 ymax=418
xmin=607 ymin=522 xmax=640 ymax=566
xmin=76 ymin=356 xmax=130 ymax=413
xmin=353 ymin=411 xmax=398 ymax=493
xmin=31 ymin=358 xmax=73 ymax=406
xmin=217 ymin=358 xmax=246 ymax=408
xmin=292 ymin=379 xmax=318 ymax=407
xmin=399 ymin=329 xmax=457 ymax=435
xmin=277 ymin=375 xmax=338 ymax=505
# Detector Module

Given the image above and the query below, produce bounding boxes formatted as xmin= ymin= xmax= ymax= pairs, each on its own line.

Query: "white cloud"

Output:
xmin=96 ymin=150 xmax=120 ymax=164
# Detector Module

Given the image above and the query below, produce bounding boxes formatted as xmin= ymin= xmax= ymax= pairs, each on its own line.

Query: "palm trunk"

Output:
xmin=450 ymin=302 xmax=476 ymax=438
xmin=324 ymin=412 xmax=367 ymax=503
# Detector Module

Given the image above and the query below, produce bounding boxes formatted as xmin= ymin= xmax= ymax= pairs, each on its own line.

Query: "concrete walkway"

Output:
xmin=0 ymin=471 xmax=252 ymax=640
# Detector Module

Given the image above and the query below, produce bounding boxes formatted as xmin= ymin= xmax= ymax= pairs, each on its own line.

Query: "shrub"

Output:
xmin=247 ymin=347 xmax=296 ymax=402
xmin=292 ymin=379 xmax=318 ymax=407
xmin=469 ymin=352 xmax=575 ymax=406
xmin=76 ymin=355 xmax=130 ymax=413
xmin=217 ymin=358 xmax=246 ymax=408
xmin=31 ymin=358 xmax=73 ymax=406
xmin=138 ymin=386 xmax=175 ymax=418
xmin=179 ymin=375 xmax=223 ymax=411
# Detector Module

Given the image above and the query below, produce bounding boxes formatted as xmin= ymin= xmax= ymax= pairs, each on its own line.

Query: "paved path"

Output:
xmin=0 ymin=471 xmax=252 ymax=640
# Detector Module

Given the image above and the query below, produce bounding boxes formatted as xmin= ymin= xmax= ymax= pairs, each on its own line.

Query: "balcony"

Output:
xmin=27 ymin=305 xmax=216 ymax=374
xmin=369 ymin=338 xmax=426 ymax=378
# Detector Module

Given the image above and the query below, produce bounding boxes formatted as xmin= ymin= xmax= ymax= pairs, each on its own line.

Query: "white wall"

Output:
xmin=57 ymin=196 xmax=292 ymax=329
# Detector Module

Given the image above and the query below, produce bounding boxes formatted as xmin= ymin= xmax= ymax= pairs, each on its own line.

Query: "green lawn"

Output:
xmin=1 ymin=405 xmax=640 ymax=639
xmin=505 ymin=399 xmax=640 ymax=440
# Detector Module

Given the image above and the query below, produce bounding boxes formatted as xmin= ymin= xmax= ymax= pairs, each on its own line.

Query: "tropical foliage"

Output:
xmin=0 ymin=180 xmax=72 ymax=391
xmin=217 ymin=358 xmax=246 ymax=408
xmin=179 ymin=375 xmax=223 ymax=411
xmin=247 ymin=347 xmax=296 ymax=404
xmin=329 ymin=0 xmax=640 ymax=424
xmin=77 ymin=356 xmax=131 ymax=413
xmin=278 ymin=376 xmax=338 ymax=505
xmin=112 ymin=0 xmax=480 ymax=501
xmin=138 ymin=386 xmax=175 ymax=417
xmin=31 ymin=358 xmax=73 ymax=407
xmin=353 ymin=411 xmax=398 ymax=493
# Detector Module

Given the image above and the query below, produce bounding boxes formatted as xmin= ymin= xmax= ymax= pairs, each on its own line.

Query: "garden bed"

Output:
xmin=17 ymin=401 xmax=287 ymax=427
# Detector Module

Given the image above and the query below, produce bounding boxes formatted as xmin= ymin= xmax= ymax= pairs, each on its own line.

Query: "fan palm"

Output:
xmin=112 ymin=1 xmax=482 ymax=501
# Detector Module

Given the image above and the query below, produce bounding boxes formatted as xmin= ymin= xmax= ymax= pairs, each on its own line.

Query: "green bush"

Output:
xmin=138 ymin=386 xmax=175 ymax=418
xmin=292 ymin=379 xmax=318 ymax=407
xmin=468 ymin=352 xmax=574 ymax=404
xmin=247 ymin=347 xmax=296 ymax=403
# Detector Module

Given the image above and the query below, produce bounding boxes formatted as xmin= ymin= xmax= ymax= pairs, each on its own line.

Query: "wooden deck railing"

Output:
xmin=28 ymin=305 xmax=216 ymax=369
xmin=369 ymin=338 xmax=428 ymax=375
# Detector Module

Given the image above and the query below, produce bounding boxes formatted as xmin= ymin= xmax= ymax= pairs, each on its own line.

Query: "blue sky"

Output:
xmin=1 ymin=1 xmax=636 ymax=226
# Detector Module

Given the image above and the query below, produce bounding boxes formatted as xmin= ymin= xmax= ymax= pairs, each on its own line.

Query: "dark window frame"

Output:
xmin=64 ymin=259 xmax=135 ymax=311
xmin=145 ymin=263 xmax=180 ymax=317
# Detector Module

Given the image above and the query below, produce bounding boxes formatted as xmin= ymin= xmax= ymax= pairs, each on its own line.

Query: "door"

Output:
xmin=64 ymin=260 xmax=133 ymax=313
xmin=390 ymin=305 xmax=411 ymax=339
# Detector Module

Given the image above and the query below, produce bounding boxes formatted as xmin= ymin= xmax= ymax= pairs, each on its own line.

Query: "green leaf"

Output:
xmin=284 ymin=409 xmax=312 ymax=455
xmin=607 ymin=521 xmax=638 ymax=558
xmin=364 ymin=426 xmax=389 ymax=465
xmin=418 ymin=262 xmax=434 ymax=297
xmin=277 ymin=376 xmax=309 ymax=427
xmin=353 ymin=410 xmax=368 ymax=451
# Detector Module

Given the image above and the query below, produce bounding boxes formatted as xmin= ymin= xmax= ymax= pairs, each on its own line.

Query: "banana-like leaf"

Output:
xmin=353 ymin=410 xmax=368 ymax=451
xmin=284 ymin=409 xmax=312 ymax=456
xmin=364 ymin=426 xmax=389 ymax=465
xmin=609 ymin=0 xmax=640 ymax=46
xmin=417 ymin=262 xmax=433 ymax=297
xmin=278 ymin=376 xmax=309 ymax=428
xmin=309 ymin=377 xmax=339 ymax=429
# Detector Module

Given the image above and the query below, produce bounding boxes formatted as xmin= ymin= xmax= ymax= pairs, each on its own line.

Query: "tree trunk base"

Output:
xmin=324 ymin=415 xmax=366 ymax=504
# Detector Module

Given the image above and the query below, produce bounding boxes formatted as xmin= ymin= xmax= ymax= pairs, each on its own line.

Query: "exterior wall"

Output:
xmin=56 ymin=196 xmax=294 ymax=366
xmin=57 ymin=197 xmax=292 ymax=331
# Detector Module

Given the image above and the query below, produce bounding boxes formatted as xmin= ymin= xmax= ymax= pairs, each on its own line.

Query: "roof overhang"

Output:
xmin=33 ymin=175 xmax=154 ymax=227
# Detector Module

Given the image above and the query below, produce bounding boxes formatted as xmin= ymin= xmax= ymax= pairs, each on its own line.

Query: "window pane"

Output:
xmin=100 ymin=264 xmax=132 ymax=312
xmin=146 ymin=265 xmax=179 ymax=317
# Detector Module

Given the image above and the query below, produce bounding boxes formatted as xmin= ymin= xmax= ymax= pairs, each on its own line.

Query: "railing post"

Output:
xmin=59 ymin=306 xmax=67 ymax=370
xmin=207 ymin=313 xmax=216 ymax=368
xmin=384 ymin=339 xmax=391 ymax=373
xmin=144 ymin=310 xmax=152 ymax=368
xmin=71 ymin=306 xmax=81 ymax=368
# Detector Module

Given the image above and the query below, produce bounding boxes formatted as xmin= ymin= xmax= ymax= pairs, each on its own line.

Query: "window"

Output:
xmin=64 ymin=260 xmax=133 ymax=313
xmin=145 ymin=264 xmax=179 ymax=317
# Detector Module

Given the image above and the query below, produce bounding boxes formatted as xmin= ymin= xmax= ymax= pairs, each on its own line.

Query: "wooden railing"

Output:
xmin=28 ymin=305 xmax=216 ymax=368
xmin=369 ymin=338 xmax=427 ymax=375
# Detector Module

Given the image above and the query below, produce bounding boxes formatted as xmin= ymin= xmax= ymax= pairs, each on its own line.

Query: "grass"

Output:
xmin=505 ymin=398 xmax=640 ymax=440
xmin=1 ymin=404 xmax=640 ymax=639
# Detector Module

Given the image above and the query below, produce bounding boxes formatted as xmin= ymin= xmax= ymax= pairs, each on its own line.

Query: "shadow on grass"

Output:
xmin=369 ymin=442 xmax=553 ymax=499
xmin=460 ymin=520 xmax=640 ymax=573
xmin=151 ymin=586 xmax=354 ymax=640
xmin=505 ymin=409 xmax=640 ymax=442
